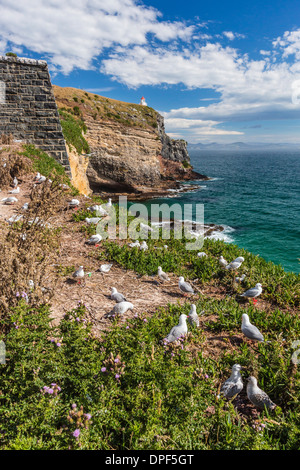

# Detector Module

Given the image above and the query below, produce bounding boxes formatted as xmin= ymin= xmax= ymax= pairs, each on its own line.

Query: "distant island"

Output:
xmin=188 ymin=141 xmax=300 ymax=151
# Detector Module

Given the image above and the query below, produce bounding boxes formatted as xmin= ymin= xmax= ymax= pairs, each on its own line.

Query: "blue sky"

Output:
xmin=1 ymin=0 xmax=300 ymax=144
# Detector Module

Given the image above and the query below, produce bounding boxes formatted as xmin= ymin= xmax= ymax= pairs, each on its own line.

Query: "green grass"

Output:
xmin=58 ymin=109 xmax=90 ymax=155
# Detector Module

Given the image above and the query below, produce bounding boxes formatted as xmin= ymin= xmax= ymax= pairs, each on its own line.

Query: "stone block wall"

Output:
xmin=0 ymin=56 xmax=70 ymax=172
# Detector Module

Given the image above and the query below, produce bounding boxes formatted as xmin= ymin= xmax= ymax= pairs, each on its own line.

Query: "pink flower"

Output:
xmin=73 ymin=429 xmax=80 ymax=438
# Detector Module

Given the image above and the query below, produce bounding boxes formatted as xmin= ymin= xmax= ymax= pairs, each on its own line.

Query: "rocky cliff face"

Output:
xmin=53 ymin=86 xmax=207 ymax=197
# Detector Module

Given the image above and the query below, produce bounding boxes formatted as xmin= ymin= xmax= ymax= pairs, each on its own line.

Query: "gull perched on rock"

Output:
xmin=139 ymin=241 xmax=148 ymax=251
xmin=240 ymin=283 xmax=263 ymax=300
xmin=110 ymin=287 xmax=127 ymax=303
xmin=241 ymin=313 xmax=264 ymax=342
xmin=221 ymin=364 xmax=244 ymax=399
xmin=225 ymin=256 xmax=244 ymax=271
xmin=86 ymin=234 xmax=102 ymax=245
xmin=72 ymin=266 xmax=85 ymax=284
xmin=157 ymin=266 xmax=170 ymax=283
xmin=219 ymin=256 xmax=228 ymax=268
xmin=106 ymin=301 xmax=134 ymax=318
xmin=128 ymin=240 xmax=140 ymax=248
xmin=165 ymin=314 xmax=188 ymax=343
xmin=99 ymin=263 xmax=113 ymax=273
xmin=247 ymin=376 xmax=277 ymax=410
xmin=178 ymin=276 xmax=194 ymax=296
xmin=188 ymin=304 xmax=203 ymax=327
xmin=85 ymin=217 xmax=102 ymax=225
xmin=2 ymin=197 xmax=18 ymax=204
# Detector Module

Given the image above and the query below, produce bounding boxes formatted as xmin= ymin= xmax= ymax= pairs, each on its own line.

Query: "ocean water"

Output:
xmin=142 ymin=149 xmax=300 ymax=274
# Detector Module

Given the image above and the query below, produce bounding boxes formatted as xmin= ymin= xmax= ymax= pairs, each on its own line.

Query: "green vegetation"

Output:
xmin=0 ymin=183 xmax=299 ymax=449
xmin=58 ymin=109 xmax=90 ymax=155
xmin=5 ymin=52 xmax=17 ymax=58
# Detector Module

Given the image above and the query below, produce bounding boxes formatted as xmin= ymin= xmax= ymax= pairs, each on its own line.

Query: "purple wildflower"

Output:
xmin=115 ymin=374 xmax=120 ymax=379
xmin=73 ymin=429 xmax=80 ymax=438
xmin=101 ymin=367 xmax=107 ymax=373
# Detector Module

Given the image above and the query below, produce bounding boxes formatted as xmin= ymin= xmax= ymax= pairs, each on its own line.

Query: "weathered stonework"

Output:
xmin=0 ymin=56 xmax=70 ymax=171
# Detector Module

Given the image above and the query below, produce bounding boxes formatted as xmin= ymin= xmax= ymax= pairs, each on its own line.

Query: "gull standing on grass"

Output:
xmin=197 ymin=252 xmax=207 ymax=258
xmin=128 ymin=240 xmax=140 ymax=248
xmin=178 ymin=276 xmax=194 ymax=296
xmin=225 ymin=256 xmax=244 ymax=271
xmin=85 ymin=217 xmax=102 ymax=225
xmin=139 ymin=241 xmax=148 ymax=251
xmin=106 ymin=301 xmax=134 ymax=317
xmin=247 ymin=376 xmax=277 ymax=410
xmin=240 ymin=283 xmax=263 ymax=300
xmin=221 ymin=364 xmax=244 ymax=399
xmin=188 ymin=304 xmax=203 ymax=327
xmin=110 ymin=287 xmax=127 ymax=303
xmin=164 ymin=314 xmax=188 ymax=343
xmin=219 ymin=256 xmax=228 ymax=268
xmin=235 ymin=274 xmax=246 ymax=283
xmin=241 ymin=314 xmax=264 ymax=342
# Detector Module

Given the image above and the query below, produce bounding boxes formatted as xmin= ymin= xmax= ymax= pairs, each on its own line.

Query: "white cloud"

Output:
xmin=0 ymin=0 xmax=194 ymax=73
xmin=223 ymin=31 xmax=245 ymax=40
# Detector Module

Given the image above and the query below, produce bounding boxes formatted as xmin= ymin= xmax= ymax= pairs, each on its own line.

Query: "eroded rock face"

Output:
xmin=85 ymin=113 xmax=195 ymax=194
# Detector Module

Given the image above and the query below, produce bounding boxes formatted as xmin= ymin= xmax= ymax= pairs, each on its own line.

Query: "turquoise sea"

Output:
xmin=143 ymin=149 xmax=300 ymax=274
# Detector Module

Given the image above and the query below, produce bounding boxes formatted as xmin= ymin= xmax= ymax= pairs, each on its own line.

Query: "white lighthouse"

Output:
xmin=140 ymin=96 xmax=147 ymax=106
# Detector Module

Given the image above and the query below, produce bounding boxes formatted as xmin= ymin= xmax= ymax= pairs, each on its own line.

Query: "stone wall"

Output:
xmin=0 ymin=56 xmax=70 ymax=171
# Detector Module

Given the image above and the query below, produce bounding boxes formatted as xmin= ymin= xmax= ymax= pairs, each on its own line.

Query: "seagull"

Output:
xmin=22 ymin=202 xmax=29 ymax=210
xmin=241 ymin=313 xmax=264 ymax=342
xmin=36 ymin=175 xmax=47 ymax=184
xmin=128 ymin=240 xmax=140 ymax=248
xmin=247 ymin=376 xmax=277 ymax=410
xmin=86 ymin=234 xmax=102 ymax=245
xmin=235 ymin=273 xmax=246 ymax=283
xmin=69 ymin=198 xmax=80 ymax=208
xmin=197 ymin=252 xmax=207 ymax=258
xmin=165 ymin=314 xmax=188 ymax=343
xmin=140 ymin=222 xmax=153 ymax=232
xmin=99 ymin=263 xmax=113 ymax=273
xmin=72 ymin=266 xmax=85 ymax=284
xmin=88 ymin=205 xmax=108 ymax=216
xmin=7 ymin=214 xmax=23 ymax=225
xmin=221 ymin=364 xmax=244 ymax=399
xmin=188 ymin=304 xmax=203 ymax=327
xmin=110 ymin=287 xmax=127 ymax=303
xmin=9 ymin=186 xmax=20 ymax=194
xmin=178 ymin=276 xmax=194 ymax=296
xmin=102 ymin=198 xmax=112 ymax=210
xmin=157 ymin=266 xmax=170 ymax=283
xmin=33 ymin=172 xmax=41 ymax=181
xmin=85 ymin=217 xmax=102 ymax=225
xmin=219 ymin=256 xmax=228 ymax=268
xmin=28 ymin=280 xmax=35 ymax=290
xmin=240 ymin=283 xmax=263 ymax=300
xmin=139 ymin=241 xmax=148 ymax=251
xmin=2 ymin=197 xmax=18 ymax=204
xmin=226 ymin=256 xmax=244 ymax=271
xmin=13 ymin=176 xmax=18 ymax=188
xmin=106 ymin=301 xmax=134 ymax=317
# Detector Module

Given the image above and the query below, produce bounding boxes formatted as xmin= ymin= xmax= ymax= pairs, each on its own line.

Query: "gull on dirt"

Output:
xmin=240 ymin=283 xmax=263 ymax=300
xmin=241 ymin=313 xmax=264 ymax=342
xmin=9 ymin=186 xmax=20 ymax=194
xmin=106 ymin=301 xmax=134 ymax=318
xmin=178 ymin=276 xmax=194 ymax=296
xmin=99 ymin=263 xmax=113 ymax=273
xmin=157 ymin=266 xmax=170 ymax=283
xmin=2 ymin=197 xmax=18 ymax=204
xmin=110 ymin=287 xmax=127 ymax=303
xmin=86 ymin=234 xmax=102 ymax=245
xmin=72 ymin=266 xmax=85 ymax=284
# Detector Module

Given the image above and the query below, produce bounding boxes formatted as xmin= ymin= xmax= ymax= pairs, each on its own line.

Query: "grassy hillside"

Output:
xmin=0 ymin=146 xmax=299 ymax=450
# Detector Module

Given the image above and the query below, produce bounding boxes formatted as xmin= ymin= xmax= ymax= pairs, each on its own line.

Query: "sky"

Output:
xmin=1 ymin=0 xmax=300 ymax=144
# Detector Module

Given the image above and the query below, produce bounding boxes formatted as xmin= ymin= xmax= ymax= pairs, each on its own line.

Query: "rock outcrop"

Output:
xmin=53 ymin=86 xmax=208 ymax=197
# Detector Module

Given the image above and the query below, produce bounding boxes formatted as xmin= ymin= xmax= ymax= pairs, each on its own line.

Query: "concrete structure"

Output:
xmin=0 ymin=56 xmax=70 ymax=171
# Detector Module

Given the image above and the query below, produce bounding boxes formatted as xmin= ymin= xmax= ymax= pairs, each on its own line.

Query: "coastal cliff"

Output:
xmin=53 ymin=86 xmax=208 ymax=197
